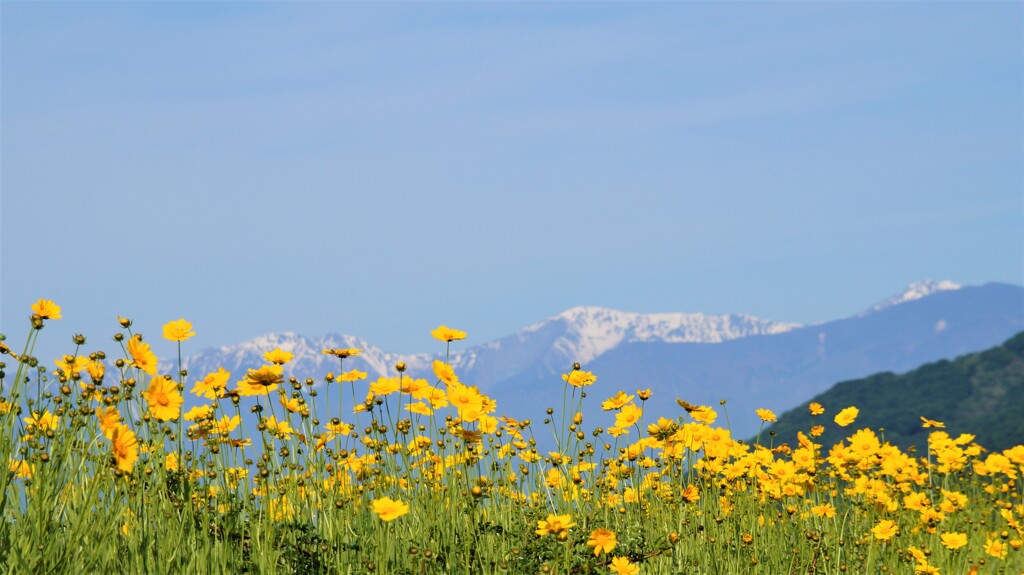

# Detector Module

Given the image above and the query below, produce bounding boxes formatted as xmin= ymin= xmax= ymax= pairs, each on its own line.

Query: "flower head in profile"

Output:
xmin=110 ymin=423 xmax=139 ymax=472
xmin=126 ymin=336 xmax=159 ymax=375
xmin=689 ymin=405 xmax=718 ymax=425
xmin=535 ymin=513 xmax=575 ymax=537
xmin=371 ymin=496 xmax=409 ymax=521
xmin=920 ymin=416 xmax=945 ymax=429
xmin=263 ymin=348 xmax=294 ymax=365
xmin=55 ymin=355 xmax=89 ymax=375
xmin=602 ymin=391 xmax=635 ymax=411
xmin=811 ymin=503 xmax=836 ymax=518
xmin=562 ymin=370 xmax=597 ymax=388
xmin=237 ymin=365 xmax=284 ymax=396
xmin=162 ymin=318 xmax=195 ymax=342
xmin=834 ymin=406 xmax=859 ymax=427
xmin=96 ymin=406 xmax=121 ymax=439
xmin=609 ymin=556 xmax=640 ymax=575
xmin=323 ymin=348 xmax=362 ymax=358
xmin=432 ymin=360 xmax=459 ymax=385
xmin=31 ymin=299 xmax=62 ymax=320
xmin=756 ymin=408 xmax=777 ymax=422
xmin=340 ymin=369 xmax=367 ymax=382
xmin=141 ymin=376 xmax=184 ymax=421
xmin=586 ymin=528 xmax=617 ymax=556
xmin=431 ymin=325 xmax=466 ymax=343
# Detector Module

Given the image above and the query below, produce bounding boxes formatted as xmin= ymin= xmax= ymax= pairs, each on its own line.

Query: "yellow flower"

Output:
xmin=431 ymin=325 xmax=466 ymax=342
xmin=183 ymin=404 xmax=214 ymax=422
xmin=602 ymin=391 xmax=635 ymax=411
xmin=690 ymin=406 xmax=717 ymax=425
xmin=263 ymin=416 xmax=295 ymax=439
xmin=756 ymin=408 xmax=777 ymax=422
xmin=141 ymin=376 xmax=184 ymax=421
xmin=371 ymin=496 xmax=409 ymax=521
xmin=834 ymin=406 xmax=858 ymax=427
xmin=165 ymin=452 xmax=179 ymax=472
xmin=191 ymin=368 xmax=231 ymax=399
xmin=237 ymin=365 xmax=284 ymax=396
xmin=984 ymin=537 xmax=1008 ymax=559
xmin=811 ymin=503 xmax=836 ymax=518
xmin=263 ymin=348 xmax=294 ymax=365
xmin=31 ymin=299 xmax=62 ymax=320
xmin=162 ymin=318 xmax=195 ymax=342
xmin=96 ymin=406 xmax=121 ymax=439
xmin=940 ymin=532 xmax=967 ymax=550
xmin=586 ymin=528 xmax=617 ymax=556
xmin=126 ymin=336 xmax=159 ymax=375
xmin=110 ymin=424 xmax=139 ymax=472
xmin=809 ymin=402 xmax=825 ymax=416
xmin=323 ymin=348 xmax=362 ymax=358
xmin=280 ymin=396 xmax=309 ymax=416
xmin=609 ymin=556 xmax=640 ymax=575
xmin=55 ymin=355 xmax=89 ymax=375
xmin=636 ymin=388 xmax=652 ymax=401
xmin=405 ymin=402 xmax=434 ymax=416
xmin=9 ymin=459 xmax=33 ymax=479
xmin=24 ymin=410 xmax=59 ymax=432
xmin=85 ymin=360 xmax=106 ymax=382
xmin=562 ymin=370 xmax=597 ymax=388
xmin=535 ymin=513 xmax=575 ymax=536
xmin=871 ymin=519 xmax=898 ymax=541
xmin=810 ymin=424 xmax=825 ymax=437
xmin=920 ymin=416 xmax=945 ymax=428
xmin=432 ymin=360 xmax=459 ymax=385
xmin=369 ymin=376 xmax=401 ymax=397
xmin=340 ymin=369 xmax=367 ymax=382
xmin=614 ymin=404 xmax=643 ymax=429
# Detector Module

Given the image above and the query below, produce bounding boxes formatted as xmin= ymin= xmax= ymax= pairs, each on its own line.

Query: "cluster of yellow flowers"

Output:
xmin=4 ymin=298 xmax=1023 ymax=574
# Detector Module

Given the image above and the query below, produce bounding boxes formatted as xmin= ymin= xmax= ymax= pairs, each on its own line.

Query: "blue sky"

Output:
xmin=2 ymin=2 xmax=1022 ymax=359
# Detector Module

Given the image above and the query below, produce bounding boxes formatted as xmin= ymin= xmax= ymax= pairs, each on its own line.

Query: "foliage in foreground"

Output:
xmin=1 ymin=300 xmax=1022 ymax=574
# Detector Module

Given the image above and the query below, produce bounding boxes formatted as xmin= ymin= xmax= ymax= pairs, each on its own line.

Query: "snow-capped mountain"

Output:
xmin=177 ymin=307 xmax=798 ymax=385
xmin=175 ymin=281 xmax=1024 ymax=441
xmin=527 ymin=307 xmax=800 ymax=365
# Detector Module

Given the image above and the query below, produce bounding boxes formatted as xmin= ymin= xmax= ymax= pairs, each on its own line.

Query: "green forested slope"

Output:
xmin=760 ymin=332 xmax=1024 ymax=453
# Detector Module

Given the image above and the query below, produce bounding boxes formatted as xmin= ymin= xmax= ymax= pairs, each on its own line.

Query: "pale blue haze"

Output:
xmin=2 ymin=2 xmax=1022 ymax=361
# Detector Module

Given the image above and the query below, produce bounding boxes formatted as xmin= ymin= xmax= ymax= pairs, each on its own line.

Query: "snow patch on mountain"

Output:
xmin=860 ymin=280 xmax=961 ymax=316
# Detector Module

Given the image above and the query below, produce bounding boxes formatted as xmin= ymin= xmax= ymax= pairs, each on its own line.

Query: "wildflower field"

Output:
xmin=1 ymin=300 xmax=1022 ymax=574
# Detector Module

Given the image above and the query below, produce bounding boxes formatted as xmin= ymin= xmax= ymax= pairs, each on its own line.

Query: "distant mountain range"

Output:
xmin=176 ymin=280 xmax=1024 ymax=441
xmin=762 ymin=331 xmax=1024 ymax=453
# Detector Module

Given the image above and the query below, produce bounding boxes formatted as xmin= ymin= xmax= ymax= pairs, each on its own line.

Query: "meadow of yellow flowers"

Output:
xmin=0 ymin=299 xmax=1021 ymax=574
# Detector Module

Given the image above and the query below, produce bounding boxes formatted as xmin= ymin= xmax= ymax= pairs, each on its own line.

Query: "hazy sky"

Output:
xmin=3 ymin=2 xmax=1022 ymax=360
